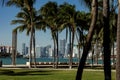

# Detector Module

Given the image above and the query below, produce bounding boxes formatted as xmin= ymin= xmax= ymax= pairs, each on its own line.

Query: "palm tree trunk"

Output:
xmin=12 ymin=30 xmax=17 ymax=66
xmin=33 ymin=31 xmax=36 ymax=68
xmin=69 ymin=28 xmax=72 ymax=69
xmin=112 ymin=43 xmax=115 ymax=66
xmin=92 ymin=45 xmax=94 ymax=68
xmin=29 ymin=27 xmax=33 ymax=68
xmin=28 ymin=5 xmax=34 ymax=68
xmin=53 ymin=38 xmax=56 ymax=68
xmin=103 ymin=0 xmax=111 ymax=80
xmin=95 ymin=40 xmax=99 ymax=65
xmin=76 ymin=0 xmax=98 ymax=79
xmin=75 ymin=32 xmax=81 ymax=63
xmin=70 ymin=29 xmax=75 ymax=69
xmin=56 ymin=31 xmax=59 ymax=68
xmin=116 ymin=0 xmax=120 ymax=80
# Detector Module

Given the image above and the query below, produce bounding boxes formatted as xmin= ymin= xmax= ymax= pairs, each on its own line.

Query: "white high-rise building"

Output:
xmin=73 ymin=45 xmax=78 ymax=58
xmin=36 ymin=46 xmax=41 ymax=58
xmin=22 ymin=43 xmax=26 ymax=55
xmin=49 ymin=48 xmax=53 ymax=57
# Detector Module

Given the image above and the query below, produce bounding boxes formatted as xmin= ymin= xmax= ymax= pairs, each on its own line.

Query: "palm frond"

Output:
xmin=11 ymin=20 xmax=25 ymax=25
xmin=6 ymin=0 xmax=24 ymax=7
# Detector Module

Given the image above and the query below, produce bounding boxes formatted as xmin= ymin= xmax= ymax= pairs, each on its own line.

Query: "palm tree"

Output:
xmin=116 ymin=0 xmax=120 ymax=80
xmin=40 ymin=1 xmax=60 ymax=68
xmin=76 ymin=0 xmax=98 ymax=79
xmin=59 ymin=3 xmax=78 ymax=69
xmin=7 ymin=0 xmax=37 ymax=68
xmin=11 ymin=7 xmax=42 ymax=68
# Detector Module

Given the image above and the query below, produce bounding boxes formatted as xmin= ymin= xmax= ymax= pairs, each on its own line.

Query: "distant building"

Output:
xmin=0 ymin=46 xmax=12 ymax=54
xmin=25 ymin=47 xmax=28 ymax=55
xmin=40 ymin=47 xmax=45 ymax=57
xmin=49 ymin=48 xmax=53 ymax=57
xmin=67 ymin=43 xmax=70 ymax=57
xmin=73 ymin=45 xmax=78 ymax=58
xmin=22 ymin=43 xmax=26 ymax=55
xmin=36 ymin=46 xmax=41 ymax=58
xmin=60 ymin=39 xmax=66 ymax=57
xmin=46 ymin=45 xmax=51 ymax=57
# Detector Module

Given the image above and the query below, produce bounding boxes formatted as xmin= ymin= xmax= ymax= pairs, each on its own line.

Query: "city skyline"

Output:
xmin=21 ymin=42 xmax=80 ymax=58
xmin=0 ymin=0 xmax=88 ymax=53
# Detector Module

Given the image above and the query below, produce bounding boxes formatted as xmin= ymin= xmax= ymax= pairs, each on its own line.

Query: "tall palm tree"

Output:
xmin=116 ymin=0 xmax=120 ymax=80
xmin=40 ymin=1 xmax=60 ymax=68
xmin=76 ymin=0 xmax=98 ymax=79
xmin=59 ymin=3 xmax=78 ymax=69
xmin=11 ymin=7 xmax=42 ymax=68
xmin=7 ymin=0 xmax=36 ymax=68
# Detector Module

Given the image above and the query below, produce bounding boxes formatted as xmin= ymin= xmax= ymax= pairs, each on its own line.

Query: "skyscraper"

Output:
xmin=22 ymin=43 xmax=26 ymax=55
xmin=44 ymin=45 xmax=51 ymax=57
xmin=36 ymin=46 xmax=41 ymax=58
xmin=67 ymin=43 xmax=70 ymax=57
xmin=60 ymin=39 xmax=66 ymax=57
xmin=25 ymin=47 xmax=28 ymax=55
xmin=73 ymin=45 xmax=78 ymax=58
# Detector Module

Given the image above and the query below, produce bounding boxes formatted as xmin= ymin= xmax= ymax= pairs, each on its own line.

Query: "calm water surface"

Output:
xmin=0 ymin=57 xmax=80 ymax=65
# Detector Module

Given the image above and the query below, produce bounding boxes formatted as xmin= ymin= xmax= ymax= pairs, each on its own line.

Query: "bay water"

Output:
xmin=0 ymin=57 xmax=104 ymax=65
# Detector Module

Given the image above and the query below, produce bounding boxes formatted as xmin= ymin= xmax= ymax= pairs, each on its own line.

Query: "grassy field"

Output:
xmin=0 ymin=68 xmax=116 ymax=80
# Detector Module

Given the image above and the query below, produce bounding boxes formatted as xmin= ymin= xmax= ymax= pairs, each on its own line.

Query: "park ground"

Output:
xmin=0 ymin=68 xmax=116 ymax=80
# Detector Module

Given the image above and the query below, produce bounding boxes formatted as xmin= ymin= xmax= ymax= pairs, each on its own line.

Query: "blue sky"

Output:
xmin=0 ymin=0 xmax=88 ymax=53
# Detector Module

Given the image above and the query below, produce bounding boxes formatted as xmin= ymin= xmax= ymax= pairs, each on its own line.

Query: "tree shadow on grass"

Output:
xmin=0 ymin=69 xmax=53 ymax=76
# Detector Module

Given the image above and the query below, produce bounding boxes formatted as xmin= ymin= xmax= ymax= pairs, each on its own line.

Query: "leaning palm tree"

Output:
xmin=76 ymin=0 xmax=98 ymax=79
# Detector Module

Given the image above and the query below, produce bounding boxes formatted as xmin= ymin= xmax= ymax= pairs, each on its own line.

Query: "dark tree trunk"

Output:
xmin=116 ymin=0 xmax=120 ymax=80
xmin=69 ymin=30 xmax=75 ymax=69
xmin=29 ymin=27 xmax=33 ymax=68
xmin=53 ymin=37 xmax=56 ymax=68
xmin=33 ymin=32 xmax=36 ymax=68
xmin=56 ymin=31 xmax=59 ymax=68
xmin=75 ymin=32 xmax=81 ymax=63
xmin=92 ymin=46 xmax=94 ymax=68
xmin=12 ymin=30 xmax=17 ymax=66
xmin=76 ymin=0 xmax=98 ymax=79
xmin=69 ymin=28 xmax=72 ymax=69
xmin=103 ymin=0 xmax=111 ymax=80
xmin=112 ymin=43 xmax=115 ymax=66
xmin=95 ymin=40 xmax=99 ymax=65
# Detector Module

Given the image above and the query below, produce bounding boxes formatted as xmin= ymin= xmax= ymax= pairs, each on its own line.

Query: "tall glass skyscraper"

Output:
xmin=22 ymin=43 xmax=26 ymax=55
xmin=60 ymin=39 xmax=66 ymax=57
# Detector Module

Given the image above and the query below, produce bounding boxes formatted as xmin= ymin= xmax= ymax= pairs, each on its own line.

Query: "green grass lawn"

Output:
xmin=0 ymin=68 xmax=116 ymax=80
